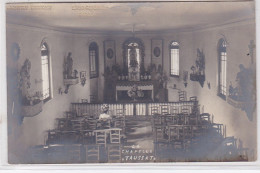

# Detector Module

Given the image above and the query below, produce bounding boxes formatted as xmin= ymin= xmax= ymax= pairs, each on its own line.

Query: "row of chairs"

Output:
xmin=86 ymin=144 xmax=121 ymax=163
xmin=46 ymin=128 xmax=122 ymax=146
xmin=56 ymin=109 xmax=126 ymax=130
xmin=151 ymin=104 xmax=199 ymax=116
xmin=28 ymin=143 xmax=121 ymax=163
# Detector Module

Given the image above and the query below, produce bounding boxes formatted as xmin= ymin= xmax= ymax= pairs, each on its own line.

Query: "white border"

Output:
xmin=1 ymin=0 xmax=260 ymax=172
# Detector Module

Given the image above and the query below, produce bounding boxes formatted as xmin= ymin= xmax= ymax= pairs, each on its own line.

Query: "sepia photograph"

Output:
xmin=5 ymin=0 xmax=257 ymax=164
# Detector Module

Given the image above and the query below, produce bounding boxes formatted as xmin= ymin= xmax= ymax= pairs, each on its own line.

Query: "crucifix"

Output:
xmin=248 ymin=40 xmax=255 ymax=64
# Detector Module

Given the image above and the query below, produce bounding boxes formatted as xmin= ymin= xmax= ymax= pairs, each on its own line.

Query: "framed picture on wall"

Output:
xmin=151 ymin=39 xmax=163 ymax=69
xmin=104 ymin=40 xmax=116 ymax=72
xmin=80 ymin=71 xmax=86 ymax=86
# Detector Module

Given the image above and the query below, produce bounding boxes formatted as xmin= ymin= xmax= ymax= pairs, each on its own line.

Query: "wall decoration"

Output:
xmin=18 ymin=59 xmax=31 ymax=96
xmin=63 ymin=52 xmax=79 ymax=93
xmin=104 ymin=40 xmax=116 ymax=71
xmin=107 ymin=48 xmax=114 ymax=59
xmin=151 ymin=39 xmax=163 ymax=68
xmin=153 ymin=47 xmax=161 ymax=57
xmin=190 ymin=48 xmax=205 ymax=87
xmin=80 ymin=71 xmax=86 ymax=86
xmin=18 ymin=59 xmax=43 ymax=117
xmin=227 ymin=64 xmax=255 ymax=121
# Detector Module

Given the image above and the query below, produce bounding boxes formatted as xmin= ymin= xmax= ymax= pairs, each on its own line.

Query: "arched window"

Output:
xmin=218 ymin=38 xmax=227 ymax=99
xmin=89 ymin=42 xmax=99 ymax=78
xmin=41 ymin=42 xmax=52 ymax=101
xmin=170 ymin=41 xmax=179 ymax=76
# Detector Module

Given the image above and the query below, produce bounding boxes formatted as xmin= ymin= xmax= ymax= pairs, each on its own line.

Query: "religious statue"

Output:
xmin=18 ymin=59 xmax=31 ymax=97
xmin=128 ymin=46 xmax=140 ymax=81
xmin=64 ymin=52 xmax=74 ymax=79
xmin=129 ymin=47 xmax=138 ymax=68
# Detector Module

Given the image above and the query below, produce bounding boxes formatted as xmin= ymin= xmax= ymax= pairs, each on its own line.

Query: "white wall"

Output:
xmin=168 ymin=21 xmax=257 ymax=160
xmin=6 ymin=19 xmax=257 ymax=162
xmin=6 ymin=24 xmax=92 ymax=162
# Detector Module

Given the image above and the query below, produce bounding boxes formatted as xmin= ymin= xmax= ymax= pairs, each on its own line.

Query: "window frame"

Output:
xmin=40 ymin=42 xmax=52 ymax=103
xmin=217 ymin=38 xmax=227 ymax=100
xmin=169 ymin=41 xmax=180 ymax=77
xmin=89 ymin=42 xmax=99 ymax=79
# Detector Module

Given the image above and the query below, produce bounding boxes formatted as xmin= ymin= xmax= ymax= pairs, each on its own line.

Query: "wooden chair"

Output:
xmin=154 ymin=125 xmax=168 ymax=143
xmin=71 ymin=118 xmax=87 ymax=131
xmin=65 ymin=111 xmax=76 ymax=119
xmin=97 ymin=119 xmax=111 ymax=129
xmin=151 ymin=106 xmax=161 ymax=132
xmin=85 ymin=145 xmax=100 ymax=162
xmin=65 ymin=144 xmax=82 ymax=163
xmin=81 ymin=99 xmax=88 ymax=103
xmin=160 ymin=105 xmax=169 ymax=115
xmin=210 ymin=123 xmax=224 ymax=136
xmin=114 ymin=109 xmax=126 ymax=129
xmin=188 ymin=113 xmax=199 ymax=125
xmin=46 ymin=130 xmax=60 ymax=145
xmin=60 ymin=130 xmax=79 ymax=144
xmin=115 ymin=109 xmax=124 ymax=117
xmin=151 ymin=106 xmax=159 ymax=115
xmin=170 ymin=106 xmax=179 ymax=115
xmin=151 ymin=115 xmax=163 ymax=132
xmin=168 ymin=125 xmax=182 ymax=141
xmin=113 ymin=117 xmax=126 ymax=134
xmin=94 ymin=130 xmax=107 ymax=146
xmin=199 ymin=113 xmax=211 ymax=124
xmin=180 ymin=105 xmax=191 ymax=114
xmin=189 ymin=96 xmax=197 ymax=101
xmin=56 ymin=118 xmax=68 ymax=130
xmin=86 ymin=116 xmax=97 ymax=130
xmin=176 ymin=113 xmax=188 ymax=125
xmin=107 ymin=144 xmax=121 ymax=163
xmin=178 ymin=91 xmax=187 ymax=101
xmin=110 ymin=128 xmax=121 ymax=144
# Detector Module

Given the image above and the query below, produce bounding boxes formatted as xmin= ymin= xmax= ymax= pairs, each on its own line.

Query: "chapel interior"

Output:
xmin=5 ymin=1 xmax=257 ymax=163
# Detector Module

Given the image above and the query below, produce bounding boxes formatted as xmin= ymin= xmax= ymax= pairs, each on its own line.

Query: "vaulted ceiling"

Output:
xmin=6 ymin=1 xmax=255 ymax=34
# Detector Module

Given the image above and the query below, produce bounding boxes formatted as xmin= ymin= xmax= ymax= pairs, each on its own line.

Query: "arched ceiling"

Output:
xmin=6 ymin=1 xmax=255 ymax=33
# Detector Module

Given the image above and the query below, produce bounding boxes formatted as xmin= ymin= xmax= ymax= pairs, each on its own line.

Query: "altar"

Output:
xmin=115 ymin=81 xmax=154 ymax=102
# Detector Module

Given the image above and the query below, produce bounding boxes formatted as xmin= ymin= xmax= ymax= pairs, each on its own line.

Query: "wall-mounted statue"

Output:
xmin=18 ymin=59 xmax=43 ymax=118
xmin=18 ymin=59 xmax=31 ymax=98
xmin=63 ymin=52 xmax=79 ymax=94
xmin=190 ymin=48 xmax=206 ymax=87
xmin=228 ymin=64 xmax=255 ymax=121
xmin=64 ymin=52 xmax=74 ymax=79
